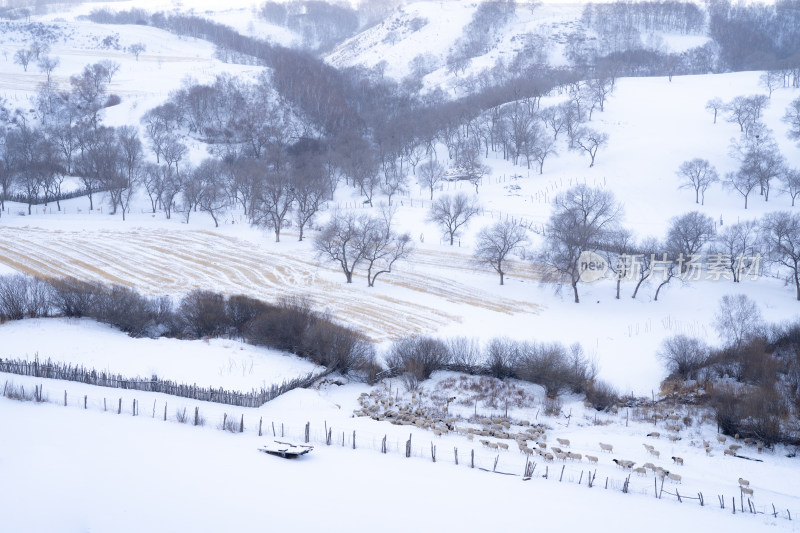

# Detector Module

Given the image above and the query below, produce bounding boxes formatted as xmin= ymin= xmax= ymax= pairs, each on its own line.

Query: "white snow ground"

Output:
xmin=1 ymin=3 xmax=799 ymax=531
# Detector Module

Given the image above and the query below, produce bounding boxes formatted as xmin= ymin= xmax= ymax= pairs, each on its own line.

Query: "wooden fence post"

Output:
xmin=352 ymin=430 xmax=356 ymax=450
xmin=64 ymin=390 xmax=67 ymax=406
xmin=454 ymin=447 xmax=458 ymax=465
xmin=164 ymin=403 xmax=167 ymax=421
xmin=240 ymin=415 xmax=244 ymax=433
xmin=118 ymin=398 xmax=122 ymax=414
xmin=471 ymin=449 xmax=474 ymax=468
xmin=258 ymin=417 xmax=263 ymax=437
xmin=84 ymin=395 xmax=87 ymax=409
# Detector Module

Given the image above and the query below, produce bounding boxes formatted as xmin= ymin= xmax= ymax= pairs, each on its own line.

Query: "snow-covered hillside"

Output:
xmin=1 ymin=2 xmax=800 ymax=531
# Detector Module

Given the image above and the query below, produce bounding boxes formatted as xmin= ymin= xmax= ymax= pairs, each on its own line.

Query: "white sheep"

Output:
xmin=634 ymin=467 xmax=648 ymax=476
xmin=567 ymin=452 xmax=582 ymax=461
xmin=738 ymin=478 xmax=750 ymax=487
xmin=716 ymin=434 xmax=727 ymax=444
xmin=741 ymin=487 xmax=754 ymax=497
xmin=647 ymin=431 xmax=661 ymax=438
xmin=724 ymin=449 xmax=737 ymax=457
xmin=642 ymin=462 xmax=656 ymax=471
xmin=728 ymin=444 xmax=742 ymax=452
xmin=551 ymin=446 xmax=562 ymax=454
xmin=556 ymin=438 xmax=570 ymax=447
xmin=648 ymin=449 xmax=661 ymax=458
xmin=586 ymin=455 xmax=598 ymax=464
xmin=498 ymin=442 xmax=509 ymax=451
xmin=667 ymin=473 xmax=682 ymax=483
xmin=643 ymin=443 xmax=654 ymax=451
xmin=599 ymin=442 xmax=614 ymax=453
xmin=705 ymin=447 xmax=711 ymax=456
xmin=612 ymin=459 xmax=635 ymax=469
xmin=555 ymin=452 xmax=568 ymax=461
xmin=668 ymin=434 xmax=680 ymax=442
xmin=671 ymin=456 xmax=684 ymax=466
xmin=544 ymin=452 xmax=554 ymax=462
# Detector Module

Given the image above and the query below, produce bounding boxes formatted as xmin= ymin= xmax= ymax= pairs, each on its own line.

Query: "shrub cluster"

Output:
xmin=385 ymin=335 xmax=599 ymax=402
xmin=0 ymin=274 xmax=375 ymax=378
xmin=658 ymin=319 xmax=800 ymax=445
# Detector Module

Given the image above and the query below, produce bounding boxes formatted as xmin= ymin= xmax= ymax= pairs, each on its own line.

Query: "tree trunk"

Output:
xmin=572 ymin=280 xmax=580 ymax=303
xmin=654 ymin=278 xmax=670 ymax=301
xmin=632 ymin=277 xmax=645 ymax=299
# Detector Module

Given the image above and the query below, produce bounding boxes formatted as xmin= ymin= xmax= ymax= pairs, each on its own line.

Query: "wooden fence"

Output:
xmin=0 ymin=357 xmax=331 ymax=407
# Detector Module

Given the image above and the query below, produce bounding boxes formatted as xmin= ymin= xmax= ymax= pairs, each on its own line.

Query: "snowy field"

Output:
xmin=1 ymin=370 xmax=799 ymax=532
xmin=1 ymin=2 xmax=800 ymax=531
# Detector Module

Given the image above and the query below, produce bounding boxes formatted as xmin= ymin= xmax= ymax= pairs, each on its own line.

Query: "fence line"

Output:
xmin=0 ymin=357 xmax=331 ymax=408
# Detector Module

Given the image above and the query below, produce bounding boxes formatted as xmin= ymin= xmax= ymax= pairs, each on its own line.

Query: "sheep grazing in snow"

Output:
xmin=648 ymin=449 xmax=660 ymax=458
xmin=668 ymin=434 xmax=681 ymax=442
xmin=705 ymin=447 xmax=711 ymax=456
xmin=538 ymin=442 xmax=547 ymax=450
xmin=544 ymin=452 xmax=554 ymax=462
xmin=741 ymin=487 xmax=754 ymax=496
xmin=634 ymin=467 xmax=648 ymax=476
xmin=586 ymin=455 xmax=598 ymax=464
xmin=599 ymin=442 xmax=614 ymax=453
xmin=550 ymin=447 xmax=562 ymax=454
xmin=724 ymin=449 xmax=737 ymax=457
xmin=521 ymin=446 xmax=534 ymax=455
xmin=671 ymin=456 xmax=684 ymax=466
xmin=738 ymin=478 xmax=750 ymax=487
xmin=555 ymin=452 xmax=568 ymax=461
xmin=716 ymin=434 xmax=727 ymax=444
xmin=757 ymin=441 xmax=764 ymax=453
xmin=647 ymin=431 xmax=661 ymax=438
xmin=642 ymin=462 xmax=656 ymax=471
xmin=728 ymin=444 xmax=742 ymax=452
xmin=567 ymin=452 xmax=582 ymax=461
xmin=556 ymin=438 xmax=570 ymax=447
xmin=703 ymin=440 xmax=711 ymax=448
xmin=612 ymin=459 xmax=635 ymax=469
xmin=643 ymin=444 xmax=654 ymax=451
xmin=497 ymin=442 xmax=509 ymax=451
xmin=667 ymin=473 xmax=682 ymax=483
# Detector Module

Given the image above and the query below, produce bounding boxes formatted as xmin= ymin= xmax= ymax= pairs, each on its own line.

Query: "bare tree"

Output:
xmin=602 ymin=228 xmax=635 ymax=299
xmin=760 ymin=211 xmax=800 ymax=300
xmin=658 ymin=335 xmax=709 ymax=380
xmin=474 ymin=220 xmax=528 ymax=285
xmin=630 ymin=236 xmax=659 ymax=299
xmin=666 ymin=211 xmax=715 ymax=267
xmin=13 ymin=48 xmax=34 ymax=72
xmin=780 ymin=167 xmax=800 ymax=206
xmin=676 ymin=158 xmax=719 ymax=205
xmin=724 ymin=168 xmax=760 ymax=209
xmin=726 ymin=95 xmax=768 ymax=138
xmin=363 ymin=208 xmax=414 ymax=287
xmin=250 ymin=164 xmax=294 ymax=243
xmin=705 ymin=97 xmax=726 ymax=124
xmin=572 ymin=127 xmax=608 ymax=167
xmin=537 ymin=184 xmax=623 ymax=303
xmin=193 ymin=159 xmax=230 ymax=227
xmin=128 ymin=43 xmax=146 ymax=61
xmin=784 ymin=96 xmax=800 ymax=142
xmin=418 ymin=159 xmax=445 ymax=200
xmin=713 ymin=294 xmax=764 ymax=350
xmin=713 ymin=220 xmax=760 ymax=282
xmin=427 ymin=193 xmax=481 ymax=246
xmin=314 ymin=212 xmax=372 ymax=283
xmin=36 ymin=55 xmax=59 ymax=84
xmin=760 ymin=71 xmax=782 ymax=98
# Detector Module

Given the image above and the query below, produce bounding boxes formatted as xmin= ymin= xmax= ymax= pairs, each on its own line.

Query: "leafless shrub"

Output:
xmin=179 ymin=289 xmax=228 ymax=338
xmin=219 ymin=413 xmax=238 ymax=433
xmin=584 ymin=379 xmax=619 ymax=411
xmin=175 ymin=407 xmax=188 ymax=424
xmin=386 ymin=336 xmax=451 ymax=382
xmin=543 ymin=395 xmax=563 ymax=416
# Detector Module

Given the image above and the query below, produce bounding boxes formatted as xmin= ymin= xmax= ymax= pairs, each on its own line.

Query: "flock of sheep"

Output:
xmin=353 ymin=386 xmax=761 ymax=496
